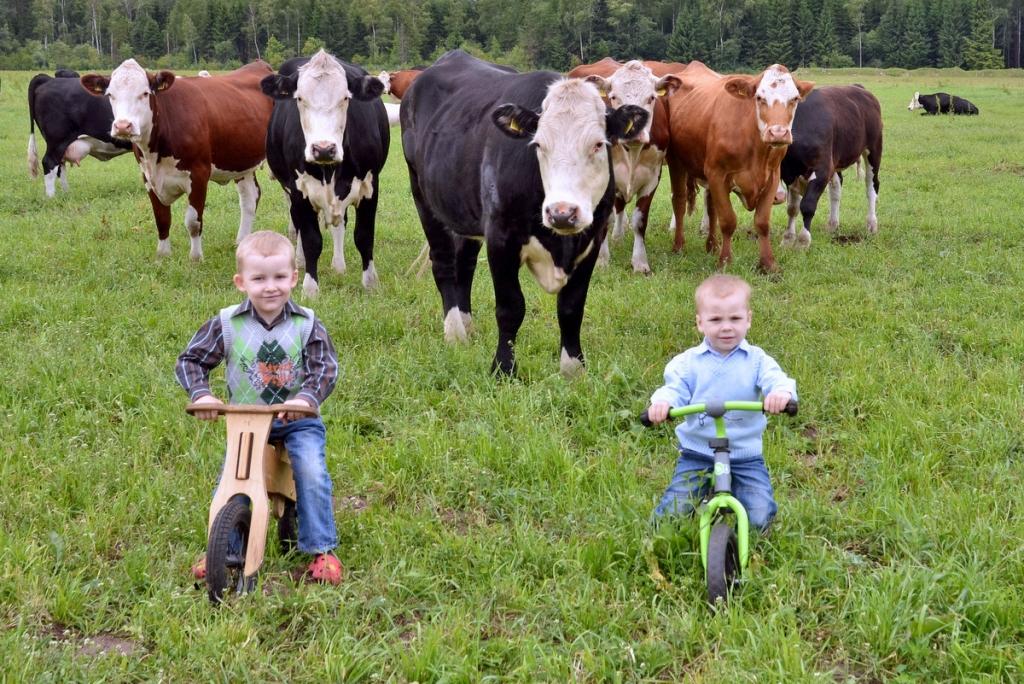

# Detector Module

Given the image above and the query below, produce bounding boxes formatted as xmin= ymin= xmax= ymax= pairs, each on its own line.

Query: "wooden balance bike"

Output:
xmin=186 ymin=402 xmax=318 ymax=604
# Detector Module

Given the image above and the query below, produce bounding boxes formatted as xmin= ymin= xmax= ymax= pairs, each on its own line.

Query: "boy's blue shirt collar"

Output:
xmin=696 ymin=337 xmax=750 ymax=358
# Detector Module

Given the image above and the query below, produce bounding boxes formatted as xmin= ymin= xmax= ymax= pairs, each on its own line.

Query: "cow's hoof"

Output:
xmin=189 ymin=250 xmax=204 ymax=262
xmin=867 ymin=219 xmax=878 ymax=234
xmin=443 ymin=308 xmax=469 ymax=343
xmin=156 ymin=240 xmax=172 ymax=258
xmin=827 ymin=220 xmax=840 ymax=233
xmin=757 ymin=260 xmax=780 ymax=275
xmin=303 ymin=273 xmax=320 ymax=299
xmin=781 ymin=230 xmax=796 ymax=247
xmin=362 ymin=263 xmax=379 ymax=290
xmin=461 ymin=312 xmax=473 ymax=336
xmin=796 ymin=229 xmax=812 ymax=248
xmin=332 ymin=258 xmax=347 ymax=274
xmin=559 ymin=349 xmax=585 ymax=378
xmin=632 ymin=260 xmax=652 ymax=275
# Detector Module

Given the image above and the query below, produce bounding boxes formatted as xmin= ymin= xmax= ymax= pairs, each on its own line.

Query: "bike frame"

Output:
xmin=665 ymin=400 xmax=764 ymax=574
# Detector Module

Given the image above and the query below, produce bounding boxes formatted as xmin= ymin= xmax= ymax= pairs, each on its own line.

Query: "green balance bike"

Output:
xmin=641 ymin=399 xmax=798 ymax=608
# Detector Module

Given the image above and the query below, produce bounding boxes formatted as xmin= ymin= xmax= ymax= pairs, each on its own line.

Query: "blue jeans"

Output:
xmin=654 ymin=448 xmax=777 ymax=531
xmin=220 ymin=417 xmax=337 ymax=555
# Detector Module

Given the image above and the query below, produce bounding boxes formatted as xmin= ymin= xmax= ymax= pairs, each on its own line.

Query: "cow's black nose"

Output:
xmin=546 ymin=203 xmax=579 ymax=229
xmin=311 ymin=142 xmax=337 ymax=162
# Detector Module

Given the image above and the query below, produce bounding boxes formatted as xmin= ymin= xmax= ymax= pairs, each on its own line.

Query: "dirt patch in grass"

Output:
xmin=994 ymin=161 xmax=1024 ymax=176
xmin=334 ymin=495 xmax=369 ymax=514
xmin=39 ymin=620 xmax=146 ymax=658
xmin=831 ymin=233 xmax=865 ymax=245
xmin=438 ymin=507 xmax=487 ymax=533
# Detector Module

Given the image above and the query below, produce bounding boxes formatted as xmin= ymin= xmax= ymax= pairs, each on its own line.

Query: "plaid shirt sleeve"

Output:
xmin=175 ymin=315 xmax=224 ymax=402
xmin=297 ymin=317 xmax=338 ymax=408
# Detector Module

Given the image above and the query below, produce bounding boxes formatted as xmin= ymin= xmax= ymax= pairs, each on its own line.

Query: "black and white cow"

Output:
xmin=261 ymin=50 xmax=389 ymax=297
xmin=780 ymin=85 xmax=883 ymax=246
xmin=27 ymin=70 xmax=131 ymax=196
xmin=908 ymin=91 xmax=980 ymax=115
xmin=401 ymin=50 xmax=648 ymax=376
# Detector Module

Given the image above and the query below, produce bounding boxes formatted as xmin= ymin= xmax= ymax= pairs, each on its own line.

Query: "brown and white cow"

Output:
xmin=666 ymin=63 xmax=813 ymax=272
xmin=81 ymin=59 xmax=273 ymax=260
xmin=567 ymin=59 xmax=680 ymax=273
xmin=780 ymin=85 xmax=883 ymax=246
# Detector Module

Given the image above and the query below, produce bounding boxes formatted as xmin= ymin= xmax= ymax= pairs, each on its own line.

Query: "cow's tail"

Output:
xmin=27 ymin=73 xmax=51 ymax=179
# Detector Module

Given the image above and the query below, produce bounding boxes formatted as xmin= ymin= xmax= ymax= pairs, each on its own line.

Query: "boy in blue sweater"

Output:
xmin=645 ymin=274 xmax=796 ymax=531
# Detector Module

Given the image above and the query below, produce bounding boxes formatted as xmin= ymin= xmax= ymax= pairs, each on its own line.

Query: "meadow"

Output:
xmin=1 ymin=66 xmax=1023 ymax=682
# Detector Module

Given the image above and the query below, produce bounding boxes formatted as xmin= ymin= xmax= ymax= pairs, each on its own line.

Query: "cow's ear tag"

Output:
xmin=508 ymin=118 xmax=522 ymax=133
xmin=655 ymin=86 xmax=667 ymax=97
xmin=623 ymin=119 xmax=633 ymax=135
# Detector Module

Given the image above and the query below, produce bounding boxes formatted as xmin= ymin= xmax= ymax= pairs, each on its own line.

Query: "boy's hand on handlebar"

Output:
xmin=646 ymin=402 xmax=671 ymax=424
xmin=762 ymin=391 xmax=792 ymax=414
xmin=192 ymin=394 xmax=224 ymax=421
xmin=278 ymin=398 xmax=315 ymax=423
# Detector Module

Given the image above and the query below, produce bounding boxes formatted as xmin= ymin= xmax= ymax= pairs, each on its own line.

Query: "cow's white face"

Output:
xmin=531 ymin=80 xmax=614 ymax=233
xmin=587 ymin=61 xmax=678 ymax=146
xmin=744 ymin=65 xmax=813 ymax=146
xmin=295 ymin=50 xmax=352 ymax=164
xmin=104 ymin=59 xmax=160 ymax=142
xmin=908 ymin=91 xmax=922 ymax=110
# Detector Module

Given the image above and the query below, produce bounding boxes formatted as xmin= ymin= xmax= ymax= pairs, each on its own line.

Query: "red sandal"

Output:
xmin=191 ymin=554 xmax=207 ymax=580
xmin=306 ymin=553 xmax=344 ymax=585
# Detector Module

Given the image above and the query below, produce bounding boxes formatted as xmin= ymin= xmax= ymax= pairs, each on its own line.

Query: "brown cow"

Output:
xmin=567 ymin=58 xmax=680 ymax=273
xmin=81 ymin=59 xmax=273 ymax=260
xmin=377 ymin=67 xmax=424 ymax=100
xmin=666 ymin=63 xmax=813 ymax=272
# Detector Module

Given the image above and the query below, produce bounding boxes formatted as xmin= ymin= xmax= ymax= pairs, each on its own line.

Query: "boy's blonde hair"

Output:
xmin=235 ymin=231 xmax=296 ymax=271
xmin=694 ymin=274 xmax=751 ymax=311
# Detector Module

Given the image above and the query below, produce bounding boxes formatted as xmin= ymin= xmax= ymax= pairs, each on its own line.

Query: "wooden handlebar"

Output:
xmin=185 ymin=402 xmax=319 ymax=417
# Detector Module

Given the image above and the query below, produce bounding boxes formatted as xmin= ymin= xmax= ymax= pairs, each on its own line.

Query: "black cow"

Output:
xmin=908 ymin=91 xmax=980 ymax=115
xmin=261 ymin=50 xmax=389 ymax=297
xmin=27 ymin=70 xmax=131 ymax=196
xmin=780 ymin=85 xmax=883 ymax=246
xmin=400 ymin=50 xmax=648 ymax=376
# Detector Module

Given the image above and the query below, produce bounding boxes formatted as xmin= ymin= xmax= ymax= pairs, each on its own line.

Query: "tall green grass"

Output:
xmin=1 ymin=67 xmax=1023 ymax=681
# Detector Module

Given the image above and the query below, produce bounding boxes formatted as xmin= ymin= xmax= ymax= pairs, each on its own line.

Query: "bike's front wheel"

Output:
xmin=206 ymin=496 xmax=256 ymax=605
xmin=706 ymin=522 xmax=740 ymax=609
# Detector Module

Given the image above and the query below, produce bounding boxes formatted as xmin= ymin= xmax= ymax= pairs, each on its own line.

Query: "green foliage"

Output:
xmin=962 ymin=0 xmax=1004 ymax=69
xmin=0 ymin=0 xmax=1016 ymax=71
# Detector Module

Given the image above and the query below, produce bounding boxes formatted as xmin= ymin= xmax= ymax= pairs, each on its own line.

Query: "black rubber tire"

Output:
xmin=278 ymin=500 xmax=298 ymax=554
xmin=206 ymin=496 xmax=252 ymax=605
xmin=706 ymin=522 xmax=740 ymax=609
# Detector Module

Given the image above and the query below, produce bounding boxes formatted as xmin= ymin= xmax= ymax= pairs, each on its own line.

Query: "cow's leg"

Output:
xmin=556 ymin=237 xmax=599 ymax=378
xmin=863 ymin=150 xmax=880 ymax=234
xmin=352 ymin=185 xmax=380 ymax=291
xmin=782 ymin=184 xmax=802 ymax=246
xmin=147 ymin=189 xmax=174 ymax=258
xmin=752 ymin=180 xmax=779 ymax=273
xmin=706 ymin=179 xmax=739 ymax=268
xmin=667 ymin=156 xmax=689 ymax=252
xmin=631 ymin=190 xmax=656 ymax=274
xmin=184 ymin=170 xmax=210 ymax=261
xmin=291 ymin=199 xmax=323 ymax=298
xmin=42 ymin=147 xmax=65 ymax=198
xmin=827 ymin=173 xmax=843 ymax=233
xmin=329 ymin=213 xmax=346 ymax=275
xmin=610 ymin=195 xmax=627 ymax=241
xmin=58 ymin=163 xmax=69 ymax=192
xmin=235 ymin=173 xmax=260 ymax=244
xmin=487 ymin=242 xmax=526 ymax=376
xmin=454 ymin=237 xmax=482 ymax=334
xmin=794 ymin=169 xmax=830 ymax=248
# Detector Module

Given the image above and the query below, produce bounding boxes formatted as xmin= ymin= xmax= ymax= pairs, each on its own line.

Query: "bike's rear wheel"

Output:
xmin=706 ymin=522 xmax=740 ymax=609
xmin=206 ymin=496 xmax=255 ymax=605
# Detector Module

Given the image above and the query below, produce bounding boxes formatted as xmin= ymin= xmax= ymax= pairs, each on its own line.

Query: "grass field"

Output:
xmin=1 ymin=65 xmax=1023 ymax=682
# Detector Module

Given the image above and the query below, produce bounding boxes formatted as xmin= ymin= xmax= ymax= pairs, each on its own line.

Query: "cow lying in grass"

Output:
xmin=908 ymin=91 xmax=979 ymax=115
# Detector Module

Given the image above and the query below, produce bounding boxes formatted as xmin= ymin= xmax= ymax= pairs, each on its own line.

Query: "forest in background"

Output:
xmin=1 ymin=0 xmax=1020 ymax=73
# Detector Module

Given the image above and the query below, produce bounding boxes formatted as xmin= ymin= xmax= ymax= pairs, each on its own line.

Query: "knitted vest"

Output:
xmin=220 ymin=304 xmax=315 ymax=405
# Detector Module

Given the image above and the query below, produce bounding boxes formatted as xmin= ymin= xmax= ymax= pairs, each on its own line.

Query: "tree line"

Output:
xmin=2 ymin=0 xmax=1020 ymax=73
